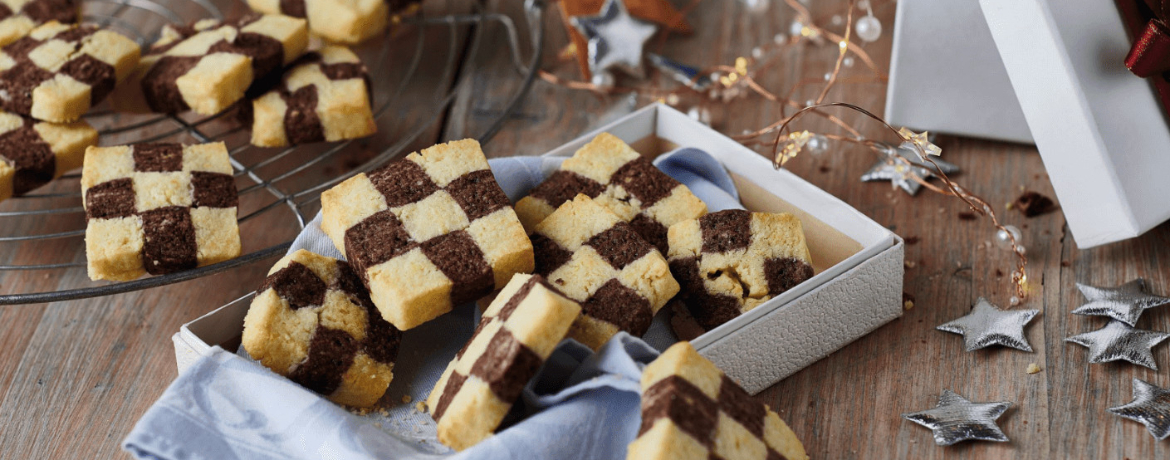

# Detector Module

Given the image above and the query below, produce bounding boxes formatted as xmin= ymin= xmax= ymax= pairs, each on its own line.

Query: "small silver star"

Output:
xmin=861 ymin=142 xmax=960 ymax=195
xmin=937 ymin=297 xmax=1039 ymax=352
xmin=1071 ymin=279 xmax=1170 ymax=327
xmin=570 ymin=0 xmax=658 ymax=79
xmin=1109 ymin=378 xmax=1170 ymax=440
xmin=902 ymin=389 xmax=1012 ymax=446
xmin=1065 ymin=320 xmax=1170 ymax=369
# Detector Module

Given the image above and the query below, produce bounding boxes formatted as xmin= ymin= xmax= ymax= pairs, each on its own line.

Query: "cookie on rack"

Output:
xmin=321 ymin=139 xmax=532 ymax=330
xmin=82 ymin=142 xmax=241 ymax=281
xmin=250 ymin=46 xmax=375 ymax=147
xmin=627 ymin=341 xmax=808 ymax=460
xmin=245 ymin=0 xmax=416 ymax=44
xmin=136 ymin=14 xmax=308 ymax=115
xmin=0 ymin=0 xmax=78 ymax=48
xmin=515 ymin=132 xmax=706 ymax=253
xmin=0 ymin=108 xmax=96 ymax=202
xmin=0 ymin=21 xmax=139 ymax=122
xmin=428 ymin=273 xmax=580 ymax=451
xmin=666 ymin=209 xmax=813 ymax=332
xmin=243 ymin=249 xmax=402 ymax=408
xmin=530 ymin=194 xmax=678 ymax=350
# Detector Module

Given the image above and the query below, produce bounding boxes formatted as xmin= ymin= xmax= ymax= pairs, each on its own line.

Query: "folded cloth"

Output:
xmin=124 ymin=148 xmax=742 ymax=460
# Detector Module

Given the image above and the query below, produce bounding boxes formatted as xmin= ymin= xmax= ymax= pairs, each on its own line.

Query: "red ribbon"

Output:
xmin=1118 ymin=0 xmax=1170 ymax=117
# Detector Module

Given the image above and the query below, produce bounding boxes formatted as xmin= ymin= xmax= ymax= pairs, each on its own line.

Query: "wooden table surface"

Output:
xmin=3 ymin=0 xmax=1169 ymax=458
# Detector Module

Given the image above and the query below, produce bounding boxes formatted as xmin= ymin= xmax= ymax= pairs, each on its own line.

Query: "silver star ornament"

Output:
xmin=570 ymin=0 xmax=658 ymax=79
xmin=860 ymin=142 xmax=960 ymax=195
xmin=937 ymin=297 xmax=1039 ymax=352
xmin=1065 ymin=320 xmax=1170 ymax=370
xmin=902 ymin=389 xmax=1012 ymax=446
xmin=1071 ymin=279 xmax=1170 ymax=327
xmin=1109 ymin=378 xmax=1170 ymax=440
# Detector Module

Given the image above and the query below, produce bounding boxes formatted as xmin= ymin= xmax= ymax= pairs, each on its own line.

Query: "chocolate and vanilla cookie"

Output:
xmin=0 ymin=0 xmax=78 ymax=48
xmin=0 ymin=108 xmax=95 ymax=202
xmin=628 ymin=342 xmax=808 ymax=460
xmin=133 ymin=14 xmax=308 ymax=115
xmin=515 ymin=132 xmax=706 ymax=253
xmin=243 ymin=249 xmax=402 ymax=408
xmin=0 ymin=21 xmax=139 ymax=122
xmin=667 ymin=210 xmax=813 ymax=333
xmin=428 ymin=274 xmax=580 ymax=451
xmin=246 ymin=0 xmax=416 ymax=44
xmin=321 ymin=139 xmax=533 ymax=330
xmin=531 ymin=194 xmax=679 ymax=350
xmin=250 ymin=46 xmax=375 ymax=147
xmin=82 ymin=142 xmax=241 ymax=281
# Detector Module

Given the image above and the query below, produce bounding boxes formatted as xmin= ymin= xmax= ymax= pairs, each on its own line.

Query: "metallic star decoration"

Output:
xmin=937 ymin=297 xmax=1039 ymax=352
xmin=570 ymin=0 xmax=658 ymax=79
xmin=1109 ymin=378 xmax=1170 ymax=440
xmin=1071 ymin=279 xmax=1170 ymax=327
xmin=860 ymin=142 xmax=960 ymax=195
xmin=1065 ymin=320 xmax=1170 ymax=370
xmin=902 ymin=389 xmax=1012 ymax=446
xmin=898 ymin=127 xmax=942 ymax=159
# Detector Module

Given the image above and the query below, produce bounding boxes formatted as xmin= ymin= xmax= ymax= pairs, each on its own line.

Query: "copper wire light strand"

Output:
xmin=772 ymin=102 xmax=1029 ymax=302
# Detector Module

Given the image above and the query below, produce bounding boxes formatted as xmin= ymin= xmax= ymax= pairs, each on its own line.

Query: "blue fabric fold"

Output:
xmin=125 ymin=148 xmax=741 ymax=460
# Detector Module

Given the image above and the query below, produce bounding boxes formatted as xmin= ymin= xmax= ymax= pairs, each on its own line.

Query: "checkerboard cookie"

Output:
xmin=628 ymin=341 xmax=808 ymax=460
xmin=428 ymin=274 xmax=581 ymax=451
xmin=531 ymin=194 xmax=679 ymax=350
xmin=0 ymin=0 xmax=78 ymax=48
xmin=245 ymin=0 xmax=416 ymax=44
xmin=321 ymin=139 xmax=533 ymax=330
xmin=667 ymin=210 xmax=813 ymax=332
xmin=0 ymin=21 xmax=139 ymax=122
xmin=0 ymin=108 xmax=95 ymax=202
xmin=82 ymin=142 xmax=242 ymax=281
xmin=250 ymin=46 xmax=375 ymax=147
xmin=243 ymin=249 xmax=402 ymax=408
xmin=515 ymin=132 xmax=706 ymax=254
xmin=137 ymin=14 xmax=308 ymax=115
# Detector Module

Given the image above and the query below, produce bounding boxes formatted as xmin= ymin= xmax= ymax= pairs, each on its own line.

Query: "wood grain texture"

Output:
xmin=1 ymin=0 xmax=1168 ymax=458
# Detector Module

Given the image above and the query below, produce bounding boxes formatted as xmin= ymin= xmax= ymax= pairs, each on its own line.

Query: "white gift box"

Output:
xmin=172 ymin=104 xmax=904 ymax=394
xmin=980 ymin=0 xmax=1170 ymax=248
xmin=885 ymin=0 xmax=1033 ymax=144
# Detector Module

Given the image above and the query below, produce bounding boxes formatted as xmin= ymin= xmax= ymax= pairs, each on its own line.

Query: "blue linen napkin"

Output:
xmin=124 ymin=148 xmax=742 ymax=460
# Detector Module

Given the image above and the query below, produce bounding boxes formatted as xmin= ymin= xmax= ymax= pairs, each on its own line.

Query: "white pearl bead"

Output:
xmin=855 ymin=15 xmax=882 ymax=43
xmin=1009 ymin=296 xmax=1021 ymax=307
xmin=591 ymin=72 xmax=614 ymax=90
xmin=687 ymin=106 xmax=711 ymax=125
xmin=774 ymin=33 xmax=787 ymax=44
xmin=831 ymin=15 xmax=843 ymax=26
xmin=823 ymin=72 xmax=832 ymax=81
xmin=742 ymin=0 xmax=769 ymax=13
xmin=843 ymin=56 xmax=855 ymax=67
xmin=994 ymin=225 xmax=1022 ymax=251
xmin=752 ymin=47 xmax=764 ymax=59
xmin=790 ymin=21 xmax=805 ymax=37
xmin=806 ymin=134 xmax=829 ymax=155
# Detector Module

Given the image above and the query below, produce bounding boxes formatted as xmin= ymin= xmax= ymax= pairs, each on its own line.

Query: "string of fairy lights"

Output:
xmin=543 ymin=0 xmax=1029 ymax=304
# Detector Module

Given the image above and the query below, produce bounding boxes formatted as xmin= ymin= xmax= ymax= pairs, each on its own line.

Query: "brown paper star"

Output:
xmin=560 ymin=0 xmax=692 ymax=79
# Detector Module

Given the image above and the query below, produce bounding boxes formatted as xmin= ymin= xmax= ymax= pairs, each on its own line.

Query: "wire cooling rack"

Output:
xmin=0 ymin=0 xmax=546 ymax=305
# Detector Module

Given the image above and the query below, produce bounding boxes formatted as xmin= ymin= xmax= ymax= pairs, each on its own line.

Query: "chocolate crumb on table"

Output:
xmin=530 ymin=194 xmax=679 ymax=350
xmin=81 ymin=142 xmax=241 ymax=281
xmin=243 ymin=249 xmax=402 ymax=408
xmin=628 ymin=342 xmax=809 ymax=460
xmin=1013 ymin=190 xmax=1057 ymax=217
xmin=427 ymin=273 xmax=581 ymax=451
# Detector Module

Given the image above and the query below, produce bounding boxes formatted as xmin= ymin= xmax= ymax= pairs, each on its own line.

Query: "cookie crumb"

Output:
xmin=903 ymin=300 xmax=914 ymax=310
xmin=401 ymin=395 xmax=412 ymax=404
xmin=1026 ymin=363 xmax=1041 ymax=374
xmin=904 ymin=260 xmax=917 ymax=269
xmin=416 ymin=401 xmax=427 ymax=413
